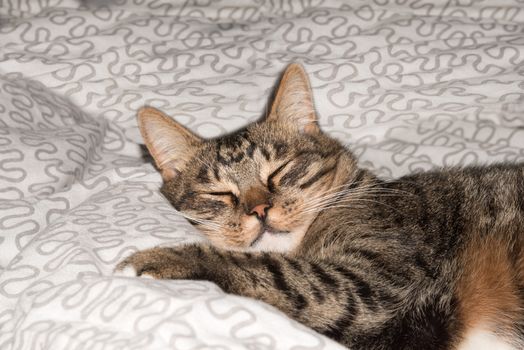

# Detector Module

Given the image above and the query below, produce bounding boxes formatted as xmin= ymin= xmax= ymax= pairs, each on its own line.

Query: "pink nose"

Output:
xmin=250 ymin=203 xmax=271 ymax=219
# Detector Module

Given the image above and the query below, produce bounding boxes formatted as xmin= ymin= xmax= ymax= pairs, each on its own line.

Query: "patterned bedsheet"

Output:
xmin=1 ymin=0 xmax=523 ymax=349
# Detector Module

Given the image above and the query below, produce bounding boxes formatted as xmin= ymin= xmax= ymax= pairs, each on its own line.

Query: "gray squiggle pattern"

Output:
xmin=1 ymin=0 xmax=524 ymax=349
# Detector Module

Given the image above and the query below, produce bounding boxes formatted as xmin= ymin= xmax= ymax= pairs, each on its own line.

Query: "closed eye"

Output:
xmin=267 ymin=160 xmax=292 ymax=193
xmin=204 ymin=191 xmax=239 ymax=206
xmin=299 ymin=164 xmax=337 ymax=189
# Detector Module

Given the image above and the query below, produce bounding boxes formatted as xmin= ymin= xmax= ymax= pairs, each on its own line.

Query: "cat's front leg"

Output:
xmin=115 ymin=244 xmax=370 ymax=344
xmin=115 ymin=244 xmax=230 ymax=283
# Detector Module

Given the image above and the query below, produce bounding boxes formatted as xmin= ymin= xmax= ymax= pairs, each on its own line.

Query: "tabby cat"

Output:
xmin=116 ymin=64 xmax=524 ymax=350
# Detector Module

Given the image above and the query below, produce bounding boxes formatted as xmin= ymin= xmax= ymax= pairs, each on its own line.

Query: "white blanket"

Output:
xmin=1 ymin=0 xmax=524 ymax=349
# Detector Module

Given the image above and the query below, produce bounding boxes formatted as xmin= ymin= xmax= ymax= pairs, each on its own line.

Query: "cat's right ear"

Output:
xmin=137 ymin=107 xmax=202 ymax=181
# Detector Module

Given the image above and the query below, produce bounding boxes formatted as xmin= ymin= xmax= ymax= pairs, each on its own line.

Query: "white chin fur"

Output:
xmin=249 ymin=230 xmax=298 ymax=252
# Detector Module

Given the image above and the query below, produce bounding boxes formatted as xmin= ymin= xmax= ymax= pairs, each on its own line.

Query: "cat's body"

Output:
xmin=299 ymin=164 xmax=524 ymax=349
xmin=116 ymin=64 xmax=524 ymax=349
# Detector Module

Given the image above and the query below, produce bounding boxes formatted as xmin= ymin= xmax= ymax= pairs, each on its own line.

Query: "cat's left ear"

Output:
xmin=137 ymin=107 xmax=202 ymax=181
xmin=267 ymin=63 xmax=320 ymax=134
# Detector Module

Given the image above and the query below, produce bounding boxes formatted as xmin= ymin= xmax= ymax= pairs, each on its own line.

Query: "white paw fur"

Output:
xmin=113 ymin=265 xmax=138 ymax=277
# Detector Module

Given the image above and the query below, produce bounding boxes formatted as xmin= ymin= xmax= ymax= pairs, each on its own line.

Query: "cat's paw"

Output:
xmin=113 ymin=245 xmax=205 ymax=280
xmin=113 ymin=263 xmax=154 ymax=279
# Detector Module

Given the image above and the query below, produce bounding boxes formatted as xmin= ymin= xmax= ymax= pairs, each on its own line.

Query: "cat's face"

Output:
xmin=158 ymin=122 xmax=353 ymax=253
xmin=138 ymin=64 xmax=357 ymax=252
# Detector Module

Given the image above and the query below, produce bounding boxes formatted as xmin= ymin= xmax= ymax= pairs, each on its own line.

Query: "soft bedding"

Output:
xmin=1 ymin=0 xmax=524 ymax=349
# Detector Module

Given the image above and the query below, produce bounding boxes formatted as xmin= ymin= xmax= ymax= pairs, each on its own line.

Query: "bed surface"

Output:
xmin=1 ymin=0 xmax=524 ymax=349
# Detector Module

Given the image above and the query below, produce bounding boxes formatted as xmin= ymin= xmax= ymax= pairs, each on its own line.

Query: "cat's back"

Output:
xmin=390 ymin=162 xmax=524 ymax=235
xmin=397 ymin=162 xmax=524 ymax=205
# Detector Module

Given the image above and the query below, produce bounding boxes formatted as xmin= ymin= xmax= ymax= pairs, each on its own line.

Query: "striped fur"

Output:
xmin=117 ymin=64 xmax=524 ymax=349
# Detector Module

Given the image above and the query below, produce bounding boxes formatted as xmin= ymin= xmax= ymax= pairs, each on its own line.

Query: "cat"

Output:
xmin=116 ymin=63 xmax=524 ymax=350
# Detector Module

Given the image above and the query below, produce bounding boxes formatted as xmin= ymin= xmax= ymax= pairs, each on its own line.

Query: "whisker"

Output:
xmin=297 ymin=186 xmax=411 ymax=212
xmin=304 ymin=182 xmax=413 ymax=202
xmin=302 ymin=198 xmax=403 ymax=215
xmin=173 ymin=210 xmax=225 ymax=230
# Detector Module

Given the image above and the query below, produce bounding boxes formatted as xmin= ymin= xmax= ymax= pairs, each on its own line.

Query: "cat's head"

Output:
xmin=138 ymin=64 xmax=358 ymax=252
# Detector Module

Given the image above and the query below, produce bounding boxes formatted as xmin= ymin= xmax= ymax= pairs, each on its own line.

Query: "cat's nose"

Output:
xmin=250 ymin=203 xmax=271 ymax=220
